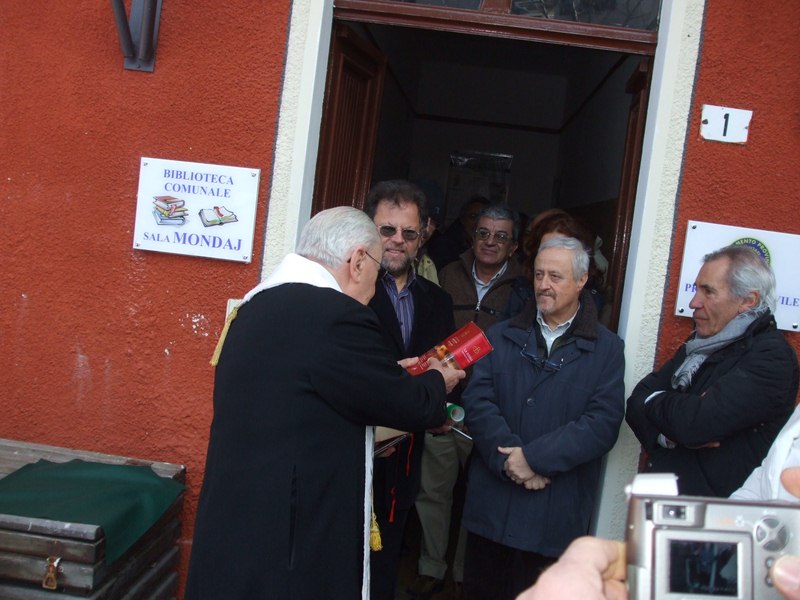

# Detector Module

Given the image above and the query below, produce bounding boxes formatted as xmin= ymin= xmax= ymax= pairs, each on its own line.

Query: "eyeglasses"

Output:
xmin=527 ymin=355 xmax=563 ymax=373
xmin=378 ymin=225 xmax=421 ymax=241
xmin=348 ymin=250 xmax=382 ymax=268
xmin=364 ymin=250 xmax=382 ymax=267
xmin=475 ymin=228 xmax=512 ymax=244
xmin=520 ymin=342 xmax=563 ymax=373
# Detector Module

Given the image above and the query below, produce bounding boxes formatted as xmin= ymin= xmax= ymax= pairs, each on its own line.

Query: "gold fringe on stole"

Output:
xmin=210 ymin=304 xmax=239 ymax=366
xmin=369 ymin=487 xmax=382 ymax=551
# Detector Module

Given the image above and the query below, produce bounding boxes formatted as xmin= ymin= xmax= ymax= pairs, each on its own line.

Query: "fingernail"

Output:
xmin=773 ymin=556 xmax=800 ymax=591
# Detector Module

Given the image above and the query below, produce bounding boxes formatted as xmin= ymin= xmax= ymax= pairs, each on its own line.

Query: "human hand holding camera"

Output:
xmin=516 ymin=467 xmax=800 ymax=600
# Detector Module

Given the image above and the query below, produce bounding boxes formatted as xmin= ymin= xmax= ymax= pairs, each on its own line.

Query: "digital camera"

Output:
xmin=626 ymin=474 xmax=800 ymax=599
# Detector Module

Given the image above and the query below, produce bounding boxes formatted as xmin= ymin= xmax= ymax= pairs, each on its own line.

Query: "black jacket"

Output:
xmin=186 ymin=284 xmax=447 ymax=599
xmin=368 ymin=272 xmax=455 ymax=513
xmin=626 ymin=312 xmax=799 ymax=496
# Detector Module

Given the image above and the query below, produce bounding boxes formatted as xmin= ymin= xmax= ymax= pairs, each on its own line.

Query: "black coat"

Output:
xmin=368 ymin=273 xmax=455 ymax=512
xmin=185 ymin=284 xmax=447 ymax=599
xmin=626 ymin=312 xmax=799 ymax=496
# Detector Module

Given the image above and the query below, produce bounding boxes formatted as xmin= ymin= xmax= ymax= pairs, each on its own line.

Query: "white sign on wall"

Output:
xmin=700 ymin=104 xmax=753 ymax=144
xmin=676 ymin=221 xmax=800 ymax=333
xmin=132 ymin=157 xmax=261 ymax=263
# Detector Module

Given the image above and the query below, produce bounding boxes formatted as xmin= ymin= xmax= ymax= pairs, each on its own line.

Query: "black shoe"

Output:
xmin=407 ymin=575 xmax=445 ymax=599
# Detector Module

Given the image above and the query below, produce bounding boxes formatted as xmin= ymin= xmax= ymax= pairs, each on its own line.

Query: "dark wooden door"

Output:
xmin=312 ymin=22 xmax=387 ymax=213
xmin=606 ymin=57 xmax=652 ymax=331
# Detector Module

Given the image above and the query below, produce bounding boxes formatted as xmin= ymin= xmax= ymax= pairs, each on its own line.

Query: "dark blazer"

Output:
xmin=368 ymin=272 xmax=455 ymax=512
xmin=185 ymin=284 xmax=447 ymax=599
xmin=626 ymin=311 xmax=799 ymax=496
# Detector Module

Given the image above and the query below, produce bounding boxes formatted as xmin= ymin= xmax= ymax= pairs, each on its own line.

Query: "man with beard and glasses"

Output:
xmin=364 ymin=180 xmax=457 ymax=600
xmin=459 ymin=236 xmax=625 ymax=600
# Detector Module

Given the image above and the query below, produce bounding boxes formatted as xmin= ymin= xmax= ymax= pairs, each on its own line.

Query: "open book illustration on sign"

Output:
xmin=199 ymin=206 xmax=238 ymax=227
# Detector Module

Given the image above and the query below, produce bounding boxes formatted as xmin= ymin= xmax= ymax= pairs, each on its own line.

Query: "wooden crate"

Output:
xmin=0 ymin=438 xmax=185 ymax=599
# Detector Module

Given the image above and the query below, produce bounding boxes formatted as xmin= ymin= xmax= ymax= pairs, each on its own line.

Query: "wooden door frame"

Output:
xmin=607 ymin=57 xmax=652 ymax=331
xmin=334 ymin=0 xmax=657 ymax=55
xmin=312 ymin=22 xmax=387 ymax=214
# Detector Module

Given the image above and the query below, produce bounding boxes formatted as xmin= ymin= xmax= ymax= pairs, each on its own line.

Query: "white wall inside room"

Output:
xmin=407 ymin=56 xmax=566 ymax=220
xmin=364 ymin=24 xmax=638 ymax=225
xmin=417 ymin=61 xmax=567 ymax=127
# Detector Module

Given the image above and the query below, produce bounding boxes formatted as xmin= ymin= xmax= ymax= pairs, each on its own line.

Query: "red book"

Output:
xmin=406 ymin=322 xmax=493 ymax=375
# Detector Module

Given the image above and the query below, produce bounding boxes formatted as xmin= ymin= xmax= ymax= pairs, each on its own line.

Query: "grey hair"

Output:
xmin=296 ymin=206 xmax=380 ymax=269
xmin=703 ymin=245 xmax=776 ymax=312
xmin=538 ymin=236 xmax=589 ymax=281
xmin=478 ymin=205 xmax=521 ymax=240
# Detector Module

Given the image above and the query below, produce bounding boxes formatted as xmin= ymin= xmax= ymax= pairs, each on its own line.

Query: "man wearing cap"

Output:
xmin=413 ymin=178 xmax=445 ymax=284
xmin=427 ymin=195 xmax=490 ymax=271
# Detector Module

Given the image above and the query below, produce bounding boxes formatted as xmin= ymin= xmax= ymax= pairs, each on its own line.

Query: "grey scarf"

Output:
xmin=671 ymin=309 xmax=766 ymax=391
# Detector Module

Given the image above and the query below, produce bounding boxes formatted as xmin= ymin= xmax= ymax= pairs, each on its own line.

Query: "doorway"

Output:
xmin=315 ymin=6 xmax=653 ymax=331
xmin=263 ymin=0 xmax=704 ymax=562
xmin=310 ymin=5 xmax=656 ymax=596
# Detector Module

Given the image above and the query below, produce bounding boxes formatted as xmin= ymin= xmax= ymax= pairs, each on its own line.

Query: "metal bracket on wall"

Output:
xmin=111 ymin=0 xmax=163 ymax=72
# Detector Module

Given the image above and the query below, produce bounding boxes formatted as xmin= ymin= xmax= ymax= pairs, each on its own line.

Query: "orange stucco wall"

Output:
xmin=2 ymin=0 xmax=800 ymax=596
xmin=655 ymin=1 xmax=800 ymax=366
xmin=1 ymin=0 xmax=291 ymax=593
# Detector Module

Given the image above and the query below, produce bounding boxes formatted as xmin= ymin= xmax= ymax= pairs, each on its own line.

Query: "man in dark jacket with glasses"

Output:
xmin=438 ymin=205 xmax=527 ymax=332
xmin=410 ymin=205 xmax=528 ymax=598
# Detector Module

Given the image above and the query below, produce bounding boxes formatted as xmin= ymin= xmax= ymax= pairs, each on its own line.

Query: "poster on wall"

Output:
xmin=676 ymin=221 xmax=800 ymax=333
xmin=132 ymin=157 xmax=261 ymax=263
xmin=444 ymin=151 xmax=512 ymax=227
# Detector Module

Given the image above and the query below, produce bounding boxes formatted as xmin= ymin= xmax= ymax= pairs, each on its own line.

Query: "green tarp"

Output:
xmin=0 ymin=459 xmax=184 ymax=564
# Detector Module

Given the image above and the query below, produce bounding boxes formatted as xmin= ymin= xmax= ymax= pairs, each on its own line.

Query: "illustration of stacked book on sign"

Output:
xmin=152 ymin=196 xmax=189 ymax=225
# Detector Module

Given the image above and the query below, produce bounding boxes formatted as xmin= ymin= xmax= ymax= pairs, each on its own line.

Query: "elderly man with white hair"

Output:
xmin=186 ymin=206 xmax=464 ymax=600
xmin=627 ymin=244 xmax=799 ymax=498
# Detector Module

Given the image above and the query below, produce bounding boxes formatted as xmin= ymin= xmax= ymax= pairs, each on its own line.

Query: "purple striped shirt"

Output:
xmin=380 ymin=269 xmax=417 ymax=353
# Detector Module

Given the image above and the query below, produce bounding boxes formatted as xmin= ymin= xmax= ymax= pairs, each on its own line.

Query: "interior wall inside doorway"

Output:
xmin=357 ymin=22 xmax=639 ymax=247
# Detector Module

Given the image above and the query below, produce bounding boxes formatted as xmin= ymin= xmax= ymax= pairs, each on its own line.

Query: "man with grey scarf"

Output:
xmin=626 ymin=245 xmax=799 ymax=496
